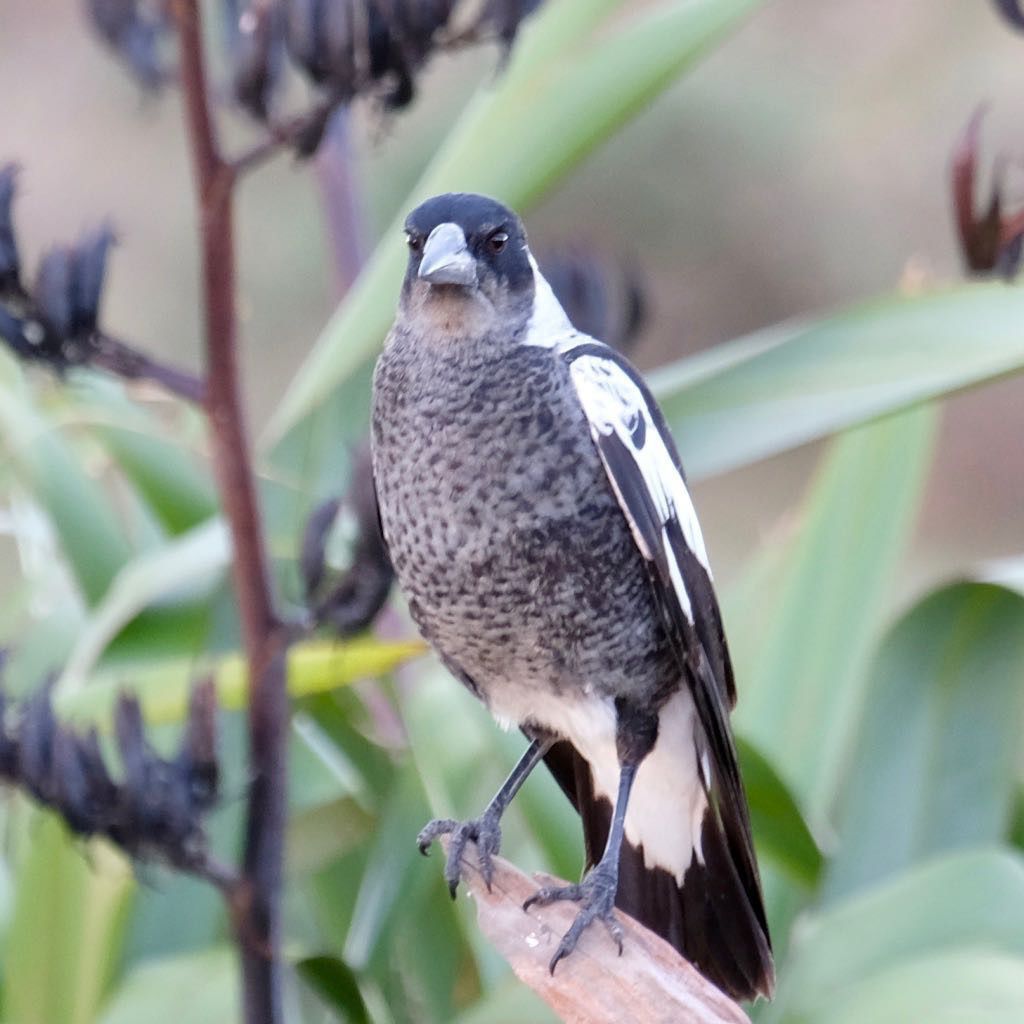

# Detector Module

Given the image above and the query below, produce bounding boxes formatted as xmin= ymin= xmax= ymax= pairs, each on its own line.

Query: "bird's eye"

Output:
xmin=406 ymin=233 xmax=423 ymax=253
xmin=487 ymin=230 xmax=509 ymax=254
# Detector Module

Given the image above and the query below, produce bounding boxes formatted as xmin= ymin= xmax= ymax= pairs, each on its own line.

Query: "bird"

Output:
xmin=370 ymin=192 xmax=774 ymax=1002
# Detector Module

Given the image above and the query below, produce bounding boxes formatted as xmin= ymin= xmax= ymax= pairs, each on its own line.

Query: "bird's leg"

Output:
xmin=524 ymin=760 xmax=637 ymax=972
xmin=418 ymin=735 xmax=552 ymax=897
xmin=524 ymin=700 xmax=657 ymax=973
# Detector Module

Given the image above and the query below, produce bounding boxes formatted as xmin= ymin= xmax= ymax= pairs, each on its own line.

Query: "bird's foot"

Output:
xmin=523 ymin=861 xmax=624 ymax=973
xmin=417 ymin=809 xmax=502 ymax=898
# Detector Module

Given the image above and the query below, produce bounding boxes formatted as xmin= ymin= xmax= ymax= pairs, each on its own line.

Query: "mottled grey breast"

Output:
xmin=371 ymin=330 xmax=676 ymax=708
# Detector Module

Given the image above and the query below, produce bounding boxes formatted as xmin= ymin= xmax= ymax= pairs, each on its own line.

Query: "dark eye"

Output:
xmin=406 ymin=232 xmax=423 ymax=253
xmin=487 ymin=230 xmax=509 ymax=254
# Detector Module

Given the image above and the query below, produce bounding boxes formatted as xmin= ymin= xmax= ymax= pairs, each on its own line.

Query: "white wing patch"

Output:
xmin=568 ymin=352 xmax=711 ymax=617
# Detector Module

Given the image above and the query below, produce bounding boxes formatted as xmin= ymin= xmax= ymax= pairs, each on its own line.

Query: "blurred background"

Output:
xmin=2 ymin=2 xmax=1024 ymax=1022
xmin=5 ymin=0 xmax=1024 ymax=586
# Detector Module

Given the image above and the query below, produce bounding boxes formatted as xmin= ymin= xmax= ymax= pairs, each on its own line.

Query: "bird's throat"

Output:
xmin=401 ymin=284 xmax=498 ymax=347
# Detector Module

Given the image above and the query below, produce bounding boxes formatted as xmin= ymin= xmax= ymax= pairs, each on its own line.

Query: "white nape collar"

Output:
xmin=523 ymin=251 xmax=577 ymax=349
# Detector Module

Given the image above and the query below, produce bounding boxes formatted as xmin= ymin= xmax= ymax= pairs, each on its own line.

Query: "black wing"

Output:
xmin=560 ymin=339 xmax=774 ymax=1000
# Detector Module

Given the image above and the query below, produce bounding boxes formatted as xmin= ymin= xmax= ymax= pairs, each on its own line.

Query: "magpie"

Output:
xmin=370 ymin=193 xmax=774 ymax=1001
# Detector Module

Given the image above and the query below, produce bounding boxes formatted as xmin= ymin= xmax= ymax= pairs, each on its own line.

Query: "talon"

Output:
xmin=607 ymin=917 xmax=624 ymax=956
xmin=418 ymin=812 xmax=503 ymax=902
xmin=524 ymin=866 xmax=622 ymax=967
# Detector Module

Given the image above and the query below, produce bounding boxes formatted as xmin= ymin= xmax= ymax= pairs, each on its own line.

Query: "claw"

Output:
xmin=417 ymin=811 xmax=502 ymax=899
xmin=416 ymin=817 xmax=458 ymax=855
xmin=523 ymin=865 xmax=622 ymax=972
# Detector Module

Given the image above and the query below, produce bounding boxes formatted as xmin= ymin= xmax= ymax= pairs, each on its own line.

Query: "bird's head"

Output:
xmin=397 ymin=193 xmax=546 ymax=346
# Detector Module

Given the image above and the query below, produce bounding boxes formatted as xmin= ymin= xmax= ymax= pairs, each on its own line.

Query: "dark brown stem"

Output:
xmin=92 ymin=332 xmax=206 ymax=403
xmin=173 ymin=3 xmax=288 ymax=1022
xmin=230 ymin=97 xmax=340 ymax=177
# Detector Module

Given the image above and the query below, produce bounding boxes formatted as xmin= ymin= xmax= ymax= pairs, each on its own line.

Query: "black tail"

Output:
xmin=542 ymin=740 xmax=774 ymax=1003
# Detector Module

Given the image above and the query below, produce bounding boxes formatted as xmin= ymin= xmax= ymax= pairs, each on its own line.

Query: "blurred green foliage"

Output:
xmin=1 ymin=2 xmax=1023 ymax=1022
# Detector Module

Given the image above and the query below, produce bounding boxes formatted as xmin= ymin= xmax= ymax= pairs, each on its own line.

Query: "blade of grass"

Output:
xmin=823 ymin=583 xmax=1024 ymax=903
xmin=653 ymin=284 xmax=1024 ymax=481
xmin=57 ymin=636 xmax=426 ymax=729
xmin=763 ymin=848 xmax=1024 ymax=1023
xmin=731 ymin=404 xmax=936 ymax=821
xmin=3 ymin=814 xmax=134 ymax=1024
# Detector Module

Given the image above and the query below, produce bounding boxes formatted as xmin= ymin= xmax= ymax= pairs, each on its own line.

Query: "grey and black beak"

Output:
xmin=418 ymin=223 xmax=477 ymax=287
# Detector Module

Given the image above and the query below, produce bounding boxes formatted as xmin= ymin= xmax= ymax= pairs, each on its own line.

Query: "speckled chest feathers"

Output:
xmin=371 ymin=331 xmax=679 ymax=723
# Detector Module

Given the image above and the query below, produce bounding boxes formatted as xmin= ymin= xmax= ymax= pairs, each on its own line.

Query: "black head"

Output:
xmin=398 ymin=193 xmax=535 ymax=343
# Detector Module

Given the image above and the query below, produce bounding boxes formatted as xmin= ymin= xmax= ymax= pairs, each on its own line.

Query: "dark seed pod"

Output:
xmin=301 ymin=495 xmax=343 ymax=599
xmin=72 ymin=227 xmax=115 ymax=337
xmin=0 ymin=165 xmax=22 ymax=297
xmin=997 ymin=229 xmax=1024 ymax=279
xmin=281 ymin=0 xmax=537 ymax=128
xmin=86 ymin=0 xmax=546 ymax=157
xmin=993 ymin=0 xmax=1024 ymax=30
xmin=284 ymin=0 xmax=335 ymax=85
xmin=17 ymin=684 xmax=59 ymax=805
xmin=228 ymin=0 xmax=288 ymax=119
xmin=0 ymin=674 xmax=222 ymax=874
xmin=307 ymin=443 xmax=395 ymax=637
xmin=178 ymin=678 xmax=219 ymax=814
xmin=33 ymin=248 xmax=75 ymax=344
xmin=85 ymin=0 xmax=172 ymax=89
xmin=110 ymin=691 xmax=205 ymax=865
xmin=53 ymin=727 xmax=119 ymax=836
xmin=0 ymin=688 xmax=18 ymax=781
xmin=951 ymin=108 xmax=1024 ymax=278
xmin=113 ymin=694 xmax=166 ymax=839
xmin=31 ymin=227 xmax=115 ymax=364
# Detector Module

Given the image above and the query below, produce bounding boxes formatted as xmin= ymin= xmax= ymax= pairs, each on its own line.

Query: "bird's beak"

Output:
xmin=418 ymin=223 xmax=476 ymax=287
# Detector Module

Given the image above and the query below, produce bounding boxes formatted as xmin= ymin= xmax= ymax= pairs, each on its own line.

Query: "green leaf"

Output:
xmin=731 ymin=405 xmax=936 ymax=820
xmin=342 ymin=764 xmax=432 ymax=971
xmin=453 ymin=978 xmax=558 ymax=1024
xmin=824 ymin=583 xmax=1024 ymax=903
xmin=266 ymin=0 xmax=765 ymax=440
xmin=818 ymin=949 xmax=1024 ymax=1024
xmin=56 ymin=518 xmax=228 ymax=692
xmin=0 ymin=357 xmax=131 ymax=604
xmin=764 ymin=848 xmax=1024 ymax=1023
xmin=98 ymin=948 xmax=239 ymax=1024
xmin=652 ymin=284 xmax=1024 ymax=481
xmin=737 ymin=736 xmax=823 ymax=887
xmin=296 ymin=955 xmax=370 ymax=1023
xmin=64 ymin=378 xmax=215 ymax=535
xmin=287 ymin=798 xmax=375 ymax=878
xmin=3 ymin=814 xmax=134 ymax=1024
xmin=56 ymin=636 xmax=426 ymax=729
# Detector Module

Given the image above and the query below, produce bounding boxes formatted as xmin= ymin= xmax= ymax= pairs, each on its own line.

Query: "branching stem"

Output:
xmin=173 ymin=3 xmax=288 ymax=1021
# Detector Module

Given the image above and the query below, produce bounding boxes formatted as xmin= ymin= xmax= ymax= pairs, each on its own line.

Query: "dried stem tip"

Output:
xmin=951 ymin=108 xmax=1024 ymax=277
